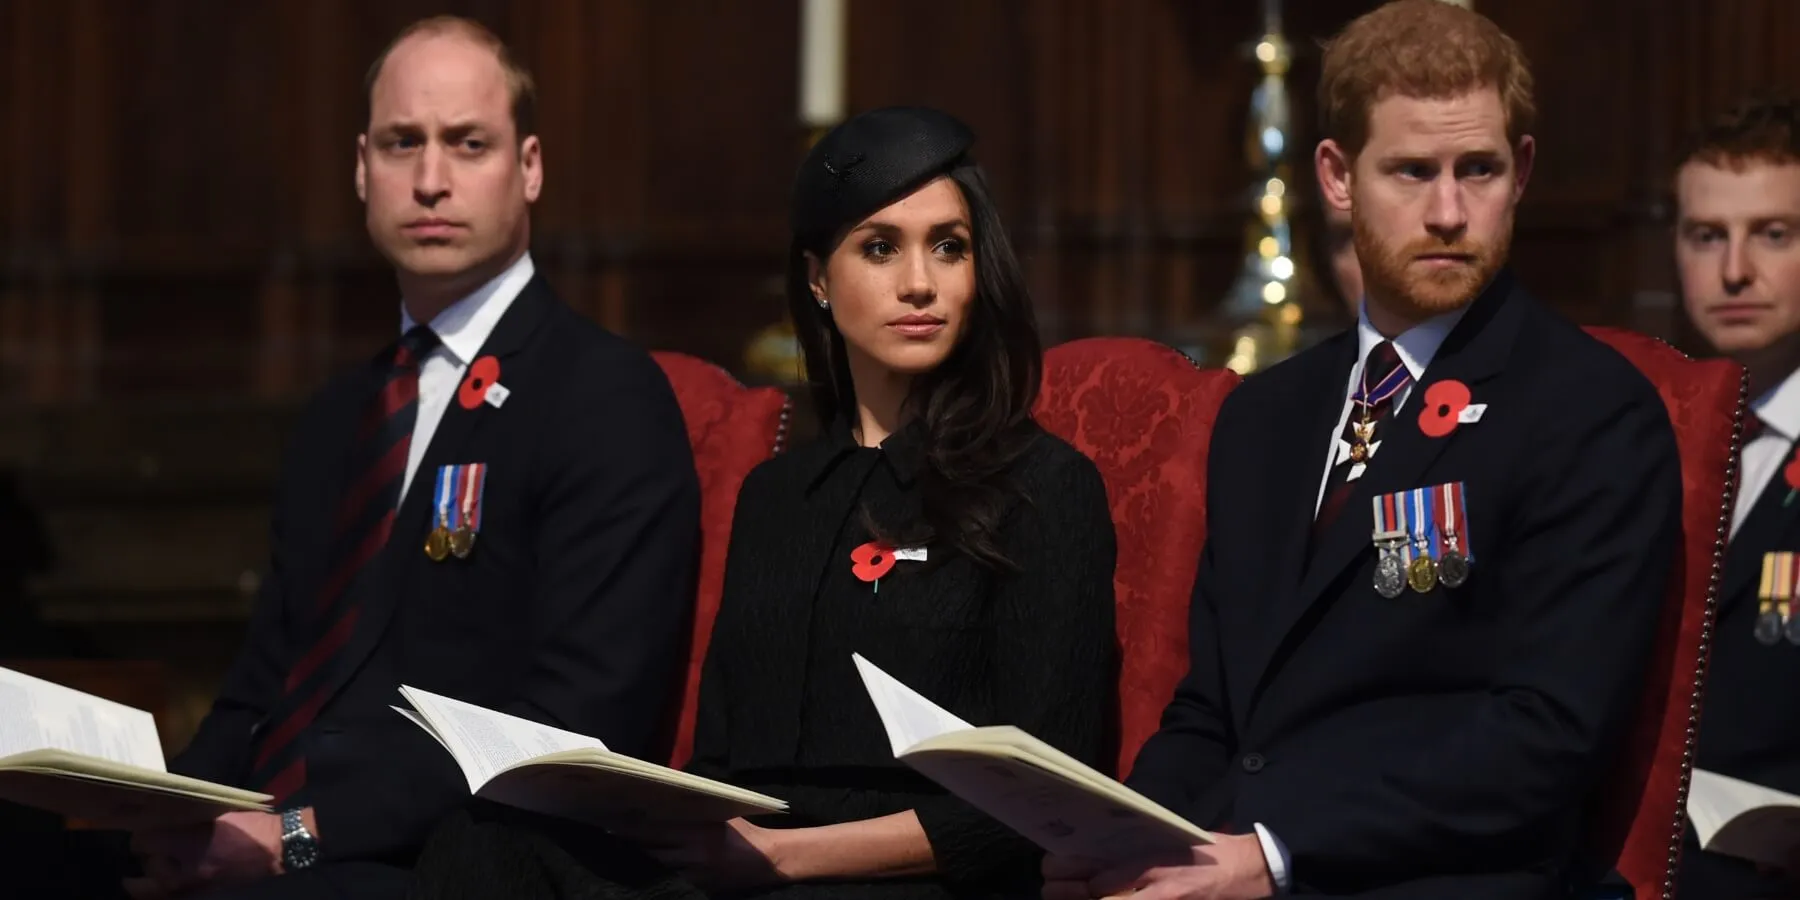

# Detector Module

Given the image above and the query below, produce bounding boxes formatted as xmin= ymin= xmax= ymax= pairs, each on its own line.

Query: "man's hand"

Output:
xmin=617 ymin=817 xmax=789 ymax=891
xmin=127 ymin=809 xmax=297 ymax=896
xmin=1042 ymin=834 xmax=1275 ymax=900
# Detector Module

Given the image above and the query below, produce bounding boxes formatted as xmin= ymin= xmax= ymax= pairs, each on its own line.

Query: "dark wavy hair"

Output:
xmin=787 ymin=164 xmax=1042 ymax=571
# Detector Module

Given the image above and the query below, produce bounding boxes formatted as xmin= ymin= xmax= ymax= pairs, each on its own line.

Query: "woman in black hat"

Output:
xmin=409 ymin=106 xmax=1118 ymax=900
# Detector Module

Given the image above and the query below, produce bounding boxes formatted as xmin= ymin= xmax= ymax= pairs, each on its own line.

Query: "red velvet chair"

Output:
xmin=650 ymin=351 xmax=790 ymax=768
xmin=1579 ymin=328 xmax=1743 ymax=900
xmin=1033 ymin=337 xmax=1241 ymax=775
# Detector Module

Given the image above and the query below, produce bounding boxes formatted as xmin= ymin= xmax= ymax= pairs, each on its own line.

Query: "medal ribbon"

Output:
xmin=434 ymin=465 xmax=453 ymax=531
xmin=459 ymin=463 xmax=486 ymax=534
xmin=1394 ymin=492 xmax=1416 ymax=568
xmin=1760 ymin=553 xmax=1781 ymax=619
xmin=1783 ymin=552 xmax=1798 ymax=625
xmin=1411 ymin=487 xmax=1437 ymax=564
xmin=1353 ymin=362 xmax=1412 ymax=409
xmin=1371 ymin=491 xmax=1400 ymax=538
xmin=1435 ymin=482 xmax=1474 ymax=563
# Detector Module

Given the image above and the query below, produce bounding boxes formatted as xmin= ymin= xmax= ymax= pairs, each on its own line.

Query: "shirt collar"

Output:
xmin=1355 ymin=298 xmax=1467 ymax=381
xmin=1753 ymin=365 xmax=1800 ymax=444
xmin=399 ymin=252 xmax=536 ymax=366
xmin=803 ymin=418 xmax=927 ymax=492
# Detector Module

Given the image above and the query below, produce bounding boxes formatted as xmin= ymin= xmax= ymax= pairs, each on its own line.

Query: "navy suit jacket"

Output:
xmin=171 ymin=274 xmax=700 ymax=880
xmin=1128 ymin=272 xmax=1683 ymax=898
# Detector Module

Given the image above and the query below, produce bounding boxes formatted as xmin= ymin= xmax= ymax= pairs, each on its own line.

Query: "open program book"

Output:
xmin=0 ymin=666 xmax=270 ymax=827
xmin=1688 ymin=768 xmax=1800 ymax=870
xmin=396 ymin=686 xmax=786 ymax=827
xmin=852 ymin=654 xmax=1213 ymax=861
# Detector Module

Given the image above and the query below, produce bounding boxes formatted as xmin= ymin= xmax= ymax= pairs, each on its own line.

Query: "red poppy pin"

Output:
xmin=851 ymin=541 xmax=897 ymax=593
xmin=458 ymin=356 xmax=502 ymax=410
xmin=1417 ymin=380 xmax=1472 ymax=439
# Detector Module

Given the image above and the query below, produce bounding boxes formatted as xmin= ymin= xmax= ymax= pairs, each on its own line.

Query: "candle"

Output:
xmin=800 ymin=0 xmax=846 ymax=127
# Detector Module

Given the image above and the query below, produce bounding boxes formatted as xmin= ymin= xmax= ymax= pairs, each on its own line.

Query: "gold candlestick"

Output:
xmin=1212 ymin=0 xmax=1313 ymax=375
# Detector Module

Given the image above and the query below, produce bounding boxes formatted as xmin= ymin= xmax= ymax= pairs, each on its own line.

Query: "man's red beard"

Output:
xmin=1354 ymin=216 xmax=1510 ymax=319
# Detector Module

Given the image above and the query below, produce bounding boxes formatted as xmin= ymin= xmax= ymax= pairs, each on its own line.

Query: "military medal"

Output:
xmin=425 ymin=464 xmax=455 ymax=562
xmin=450 ymin=462 xmax=487 ymax=559
xmin=435 ymin=462 xmax=488 ymax=560
xmin=1347 ymin=351 xmax=1411 ymax=469
xmin=1369 ymin=493 xmax=1407 ymax=598
xmin=1404 ymin=487 xmax=1438 ymax=593
xmin=1436 ymin=482 xmax=1472 ymax=589
xmin=424 ymin=527 xmax=452 ymax=562
xmin=1374 ymin=538 xmax=1407 ymax=598
xmin=1756 ymin=553 xmax=1791 ymax=646
xmin=1756 ymin=605 xmax=1785 ymax=646
xmin=1349 ymin=419 xmax=1375 ymax=464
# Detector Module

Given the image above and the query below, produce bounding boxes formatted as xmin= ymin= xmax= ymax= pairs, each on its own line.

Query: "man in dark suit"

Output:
xmin=1674 ymin=95 xmax=1800 ymax=900
xmin=107 ymin=15 xmax=700 ymax=900
xmin=1044 ymin=2 xmax=1682 ymax=898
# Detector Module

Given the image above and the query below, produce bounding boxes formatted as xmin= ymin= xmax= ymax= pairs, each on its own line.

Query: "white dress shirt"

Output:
xmin=1255 ymin=300 xmax=1466 ymax=893
xmin=397 ymin=252 xmax=535 ymax=502
xmin=1732 ymin=366 xmax=1800 ymax=537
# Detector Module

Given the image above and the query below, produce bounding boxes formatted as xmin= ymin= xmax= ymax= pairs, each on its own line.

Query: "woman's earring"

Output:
xmin=817 ymin=297 xmax=829 ymax=309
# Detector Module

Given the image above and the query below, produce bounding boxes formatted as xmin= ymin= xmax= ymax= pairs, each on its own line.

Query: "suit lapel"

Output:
xmin=1242 ymin=272 xmax=1523 ymax=693
xmin=318 ymin=274 xmax=557 ymax=707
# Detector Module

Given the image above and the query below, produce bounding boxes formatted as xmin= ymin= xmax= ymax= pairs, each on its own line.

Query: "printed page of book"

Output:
xmin=851 ymin=653 xmax=973 ymax=755
xmin=0 ymin=667 xmax=164 ymax=771
xmin=1690 ymin=768 xmax=1800 ymax=868
xmin=0 ymin=750 xmax=270 ymax=828
xmin=398 ymin=687 xmax=606 ymax=792
xmin=903 ymin=740 xmax=1211 ymax=861
xmin=851 ymin=654 xmax=1213 ymax=861
xmin=477 ymin=759 xmax=784 ymax=827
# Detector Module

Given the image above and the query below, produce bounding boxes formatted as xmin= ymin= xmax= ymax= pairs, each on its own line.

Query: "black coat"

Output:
xmin=172 ymin=274 xmax=702 ymax=898
xmin=1127 ymin=272 xmax=1684 ymax=899
xmin=407 ymin=421 xmax=1119 ymax=900
xmin=1680 ymin=457 xmax=1800 ymax=899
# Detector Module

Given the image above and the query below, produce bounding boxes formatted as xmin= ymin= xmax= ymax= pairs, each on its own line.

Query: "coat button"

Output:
xmin=1241 ymin=752 xmax=1266 ymax=774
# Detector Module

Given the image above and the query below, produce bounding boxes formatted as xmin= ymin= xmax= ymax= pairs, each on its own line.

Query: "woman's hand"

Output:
xmin=617 ymin=818 xmax=791 ymax=891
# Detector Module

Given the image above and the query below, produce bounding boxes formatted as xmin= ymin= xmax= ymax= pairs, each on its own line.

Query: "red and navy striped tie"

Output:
xmin=248 ymin=325 xmax=438 ymax=803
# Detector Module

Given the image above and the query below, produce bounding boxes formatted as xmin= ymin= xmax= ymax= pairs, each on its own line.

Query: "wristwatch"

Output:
xmin=279 ymin=807 xmax=319 ymax=872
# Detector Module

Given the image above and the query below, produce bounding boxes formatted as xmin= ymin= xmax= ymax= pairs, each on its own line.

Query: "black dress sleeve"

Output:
xmin=912 ymin=450 xmax=1119 ymax=886
xmin=685 ymin=464 xmax=776 ymax=782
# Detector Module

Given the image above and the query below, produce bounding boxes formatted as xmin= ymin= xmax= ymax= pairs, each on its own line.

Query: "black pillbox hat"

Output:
xmin=789 ymin=106 xmax=976 ymax=246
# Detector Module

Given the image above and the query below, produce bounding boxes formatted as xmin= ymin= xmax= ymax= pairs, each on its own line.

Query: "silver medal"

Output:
xmin=1438 ymin=551 xmax=1469 ymax=588
xmin=1786 ymin=611 xmax=1800 ymax=646
xmin=1374 ymin=544 xmax=1407 ymax=599
xmin=1756 ymin=609 xmax=1785 ymax=646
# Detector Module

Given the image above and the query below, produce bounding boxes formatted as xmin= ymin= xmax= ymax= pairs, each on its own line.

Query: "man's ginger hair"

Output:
xmin=1318 ymin=0 xmax=1535 ymax=157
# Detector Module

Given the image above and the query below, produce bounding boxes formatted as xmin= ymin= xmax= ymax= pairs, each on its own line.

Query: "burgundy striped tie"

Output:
xmin=1314 ymin=341 xmax=1408 ymax=537
xmin=249 ymin=325 xmax=438 ymax=803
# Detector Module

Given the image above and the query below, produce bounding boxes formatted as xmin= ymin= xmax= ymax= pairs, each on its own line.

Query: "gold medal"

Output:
xmin=1350 ymin=441 xmax=1369 ymax=464
xmin=449 ymin=526 xmax=476 ymax=559
xmin=424 ymin=526 xmax=452 ymax=562
xmin=1407 ymin=555 xmax=1438 ymax=593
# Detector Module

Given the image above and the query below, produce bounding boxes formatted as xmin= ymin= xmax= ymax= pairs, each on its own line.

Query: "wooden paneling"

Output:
xmin=5 ymin=0 xmax=1798 ymax=402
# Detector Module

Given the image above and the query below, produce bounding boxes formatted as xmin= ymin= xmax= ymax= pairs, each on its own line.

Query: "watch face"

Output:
xmin=280 ymin=809 xmax=319 ymax=870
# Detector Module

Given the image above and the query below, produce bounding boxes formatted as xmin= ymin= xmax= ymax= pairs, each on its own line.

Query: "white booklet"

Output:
xmin=852 ymin=654 xmax=1213 ymax=862
xmin=0 ymin=666 xmax=270 ymax=827
xmin=395 ymin=686 xmax=786 ymax=827
xmin=1688 ymin=767 xmax=1800 ymax=870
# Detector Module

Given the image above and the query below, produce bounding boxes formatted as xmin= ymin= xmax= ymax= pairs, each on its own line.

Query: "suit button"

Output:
xmin=1241 ymin=753 xmax=1266 ymax=774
